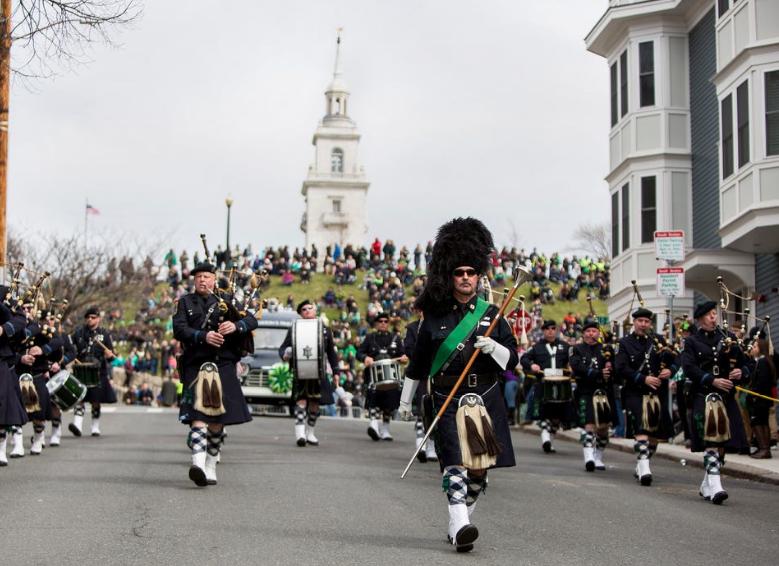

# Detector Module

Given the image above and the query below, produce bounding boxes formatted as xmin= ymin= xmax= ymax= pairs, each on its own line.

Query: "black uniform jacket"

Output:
xmin=680 ymin=327 xmax=750 ymax=397
xmin=520 ymin=338 xmax=570 ymax=376
xmin=173 ymin=291 xmax=258 ymax=367
xmin=357 ymin=330 xmax=404 ymax=362
xmin=406 ymin=296 xmax=518 ymax=382
xmin=70 ymin=325 xmax=115 ymax=379
xmin=569 ymin=341 xmax=610 ymax=395
xmin=616 ymin=332 xmax=677 ymax=396
xmin=0 ymin=305 xmax=28 ymax=365
xmin=403 ymin=319 xmax=420 ymax=355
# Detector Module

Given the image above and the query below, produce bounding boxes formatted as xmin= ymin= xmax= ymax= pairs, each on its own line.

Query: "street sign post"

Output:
xmin=657 ymin=267 xmax=685 ymax=297
xmin=654 ymin=230 xmax=685 ymax=262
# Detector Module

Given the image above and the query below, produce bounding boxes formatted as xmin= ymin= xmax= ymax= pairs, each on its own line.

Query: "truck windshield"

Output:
xmin=253 ymin=327 xmax=289 ymax=350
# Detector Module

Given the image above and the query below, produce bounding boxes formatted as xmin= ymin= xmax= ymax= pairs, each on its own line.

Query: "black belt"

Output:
xmin=432 ymin=373 xmax=498 ymax=388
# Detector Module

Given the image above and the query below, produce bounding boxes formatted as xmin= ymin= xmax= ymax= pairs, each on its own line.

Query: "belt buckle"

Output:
xmin=713 ymin=366 xmax=720 ymax=376
xmin=467 ymin=374 xmax=478 ymax=388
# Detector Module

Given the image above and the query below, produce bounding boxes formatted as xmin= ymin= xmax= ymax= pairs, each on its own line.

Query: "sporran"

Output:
xmin=192 ymin=362 xmax=226 ymax=416
xmin=704 ymin=392 xmax=731 ymax=443
xmin=455 ymin=393 xmax=501 ymax=469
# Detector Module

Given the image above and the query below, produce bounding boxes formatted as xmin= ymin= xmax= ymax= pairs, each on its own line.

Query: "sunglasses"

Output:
xmin=452 ymin=268 xmax=477 ymax=277
xmin=87 ymin=314 xmax=99 ymax=319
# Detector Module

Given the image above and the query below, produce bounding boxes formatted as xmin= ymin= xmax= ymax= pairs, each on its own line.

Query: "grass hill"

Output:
xmin=259 ymin=271 xmax=608 ymax=331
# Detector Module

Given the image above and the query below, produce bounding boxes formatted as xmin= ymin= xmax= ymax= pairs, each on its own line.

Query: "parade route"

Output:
xmin=1 ymin=410 xmax=777 ymax=566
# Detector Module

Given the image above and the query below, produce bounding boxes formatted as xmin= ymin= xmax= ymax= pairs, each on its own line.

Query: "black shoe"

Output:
xmin=68 ymin=423 xmax=82 ymax=437
xmin=0 ymin=460 xmax=7 ymax=467
xmin=453 ymin=524 xmax=479 ymax=553
xmin=296 ymin=437 xmax=306 ymax=447
xmin=91 ymin=432 xmax=100 ymax=437
xmin=711 ymin=491 xmax=728 ymax=505
xmin=585 ymin=460 xmax=595 ymax=472
xmin=9 ymin=453 xmax=23 ymax=459
xmin=206 ymin=479 xmax=217 ymax=486
xmin=416 ymin=449 xmax=428 ymax=463
xmin=640 ymin=474 xmax=653 ymax=486
xmin=542 ymin=441 xmax=555 ymax=453
xmin=189 ymin=466 xmax=208 ymax=487
xmin=367 ymin=427 xmax=380 ymax=441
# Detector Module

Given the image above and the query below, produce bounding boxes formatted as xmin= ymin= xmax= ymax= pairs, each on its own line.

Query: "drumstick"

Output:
xmin=93 ymin=338 xmax=116 ymax=358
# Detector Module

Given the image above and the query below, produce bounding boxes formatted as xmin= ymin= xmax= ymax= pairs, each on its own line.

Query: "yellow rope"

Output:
xmin=736 ymin=386 xmax=779 ymax=403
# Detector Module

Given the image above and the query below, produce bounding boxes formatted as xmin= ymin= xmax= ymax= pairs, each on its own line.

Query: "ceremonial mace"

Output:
xmin=400 ymin=265 xmax=531 ymax=479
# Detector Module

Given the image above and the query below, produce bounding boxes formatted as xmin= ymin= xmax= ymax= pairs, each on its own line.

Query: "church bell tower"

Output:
xmin=301 ymin=30 xmax=369 ymax=254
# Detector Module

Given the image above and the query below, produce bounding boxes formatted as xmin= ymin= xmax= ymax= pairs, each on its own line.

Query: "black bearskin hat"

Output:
xmin=415 ymin=217 xmax=494 ymax=315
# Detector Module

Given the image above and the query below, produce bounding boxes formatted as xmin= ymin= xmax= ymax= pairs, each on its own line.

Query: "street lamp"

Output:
xmin=225 ymin=196 xmax=234 ymax=268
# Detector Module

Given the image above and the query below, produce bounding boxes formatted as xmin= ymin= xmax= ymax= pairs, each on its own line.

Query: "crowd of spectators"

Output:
xmin=97 ymin=239 xmax=611 ymax=411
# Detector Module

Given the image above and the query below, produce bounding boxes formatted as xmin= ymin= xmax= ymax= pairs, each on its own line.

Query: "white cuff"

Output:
xmin=400 ymin=377 xmax=419 ymax=406
xmin=490 ymin=343 xmax=511 ymax=370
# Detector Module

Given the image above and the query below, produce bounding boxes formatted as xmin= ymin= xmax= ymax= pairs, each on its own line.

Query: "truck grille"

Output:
xmin=244 ymin=368 xmax=269 ymax=388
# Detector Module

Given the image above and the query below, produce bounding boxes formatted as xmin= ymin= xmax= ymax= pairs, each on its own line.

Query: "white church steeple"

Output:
xmin=301 ymin=30 xmax=369 ymax=256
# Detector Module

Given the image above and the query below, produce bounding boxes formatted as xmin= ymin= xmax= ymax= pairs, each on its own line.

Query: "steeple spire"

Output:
xmin=333 ymin=28 xmax=343 ymax=81
xmin=325 ymin=27 xmax=350 ymax=119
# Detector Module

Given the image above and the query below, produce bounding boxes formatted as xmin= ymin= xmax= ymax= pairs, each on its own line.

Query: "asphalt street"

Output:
xmin=1 ymin=408 xmax=777 ymax=566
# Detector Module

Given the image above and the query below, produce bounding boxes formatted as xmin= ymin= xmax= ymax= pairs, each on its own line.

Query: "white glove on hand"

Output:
xmin=474 ymin=335 xmax=511 ymax=370
xmin=474 ymin=336 xmax=496 ymax=354
xmin=283 ymin=347 xmax=292 ymax=361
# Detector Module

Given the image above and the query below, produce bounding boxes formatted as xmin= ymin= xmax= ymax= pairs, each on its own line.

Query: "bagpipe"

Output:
xmin=199 ymin=234 xmax=269 ymax=357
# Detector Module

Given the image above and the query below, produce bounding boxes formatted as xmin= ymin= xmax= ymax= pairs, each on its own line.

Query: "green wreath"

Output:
xmin=268 ymin=362 xmax=293 ymax=394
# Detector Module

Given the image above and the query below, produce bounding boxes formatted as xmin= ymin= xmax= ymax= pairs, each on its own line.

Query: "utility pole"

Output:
xmin=0 ymin=0 xmax=11 ymax=273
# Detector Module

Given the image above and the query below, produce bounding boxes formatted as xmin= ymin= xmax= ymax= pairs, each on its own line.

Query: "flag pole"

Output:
xmin=84 ymin=198 xmax=88 ymax=251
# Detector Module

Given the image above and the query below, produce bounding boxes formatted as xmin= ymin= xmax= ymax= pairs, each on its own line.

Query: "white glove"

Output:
xmin=474 ymin=336 xmax=511 ymax=370
xmin=474 ymin=336 xmax=496 ymax=354
xmin=283 ymin=347 xmax=292 ymax=361
xmin=399 ymin=377 xmax=419 ymax=419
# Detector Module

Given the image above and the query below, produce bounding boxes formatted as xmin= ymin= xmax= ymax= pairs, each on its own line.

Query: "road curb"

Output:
xmin=515 ymin=425 xmax=779 ymax=486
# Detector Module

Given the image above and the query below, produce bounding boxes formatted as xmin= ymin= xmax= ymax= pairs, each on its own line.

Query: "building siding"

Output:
xmin=689 ymin=8 xmax=721 ymax=249
xmin=755 ymin=254 xmax=779 ymax=345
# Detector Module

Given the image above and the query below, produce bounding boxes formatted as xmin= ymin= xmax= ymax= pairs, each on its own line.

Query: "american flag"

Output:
xmin=86 ymin=203 xmax=100 ymax=215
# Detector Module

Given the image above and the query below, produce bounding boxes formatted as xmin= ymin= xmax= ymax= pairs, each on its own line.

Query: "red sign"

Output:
xmin=512 ymin=308 xmax=533 ymax=335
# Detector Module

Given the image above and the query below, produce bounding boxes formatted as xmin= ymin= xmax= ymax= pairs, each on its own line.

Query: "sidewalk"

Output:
xmin=517 ymin=424 xmax=779 ymax=486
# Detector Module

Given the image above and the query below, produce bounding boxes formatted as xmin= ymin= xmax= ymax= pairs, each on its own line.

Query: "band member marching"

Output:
xmin=0 ymin=286 xmax=30 ymax=466
xmin=67 ymin=307 xmax=117 ymax=437
xmin=570 ymin=321 xmax=615 ymax=471
xmin=279 ymin=300 xmax=339 ymax=447
xmin=520 ymin=320 xmax=574 ymax=454
xmin=615 ymin=307 xmax=677 ymax=486
xmin=680 ymin=301 xmax=750 ymax=503
xmin=400 ymin=217 xmax=519 ymax=553
xmin=15 ymin=305 xmax=68 ymax=455
xmin=358 ymin=312 xmax=407 ymax=441
xmin=173 ymin=258 xmax=258 ymax=486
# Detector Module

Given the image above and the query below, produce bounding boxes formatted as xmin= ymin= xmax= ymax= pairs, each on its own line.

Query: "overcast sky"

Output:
xmin=9 ymin=0 xmax=610 ymax=258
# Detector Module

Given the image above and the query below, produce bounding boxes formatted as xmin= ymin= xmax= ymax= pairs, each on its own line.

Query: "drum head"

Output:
xmin=46 ymin=370 xmax=68 ymax=393
xmin=292 ymin=318 xmax=325 ymax=380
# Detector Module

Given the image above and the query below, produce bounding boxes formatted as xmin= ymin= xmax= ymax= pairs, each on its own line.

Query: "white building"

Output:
xmin=300 ymin=32 xmax=370 ymax=256
xmin=586 ymin=0 xmax=779 ymax=340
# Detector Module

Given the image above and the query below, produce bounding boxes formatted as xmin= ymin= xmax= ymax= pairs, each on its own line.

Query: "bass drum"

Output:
xmin=46 ymin=370 xmax=87 ymax=411
xmin=292 ymin=318 xmax=324 ymax=380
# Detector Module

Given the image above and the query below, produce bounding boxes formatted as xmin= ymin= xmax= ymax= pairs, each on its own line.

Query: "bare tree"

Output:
xmin=0 ymin=0 xmax=141 ymax=267
xmin=11 ymin=0 xmax=141 ymax=77
xmin=572 ymin=222 xmax=611 ymax=260
xmin=8 ymin=228 xmax=163 ymax=328
xmin=506 ymin=218 xmax=520 ymax=249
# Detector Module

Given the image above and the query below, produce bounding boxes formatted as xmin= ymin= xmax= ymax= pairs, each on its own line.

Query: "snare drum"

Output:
xmin=292 ymin=318 xmax=324 ymax=380
xmin=46 ymin=370 xmax=87 ymax=411
xmin=73 ymin=361 xmax=100 ymax=388
xmin=367 ymin=359 xmax=402 ymax=391
xmin=542 ymin=375 xmax=572 ymax=404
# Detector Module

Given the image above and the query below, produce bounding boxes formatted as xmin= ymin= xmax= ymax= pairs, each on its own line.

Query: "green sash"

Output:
xmin=428 ymin=298 xmax=490 ymax=378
